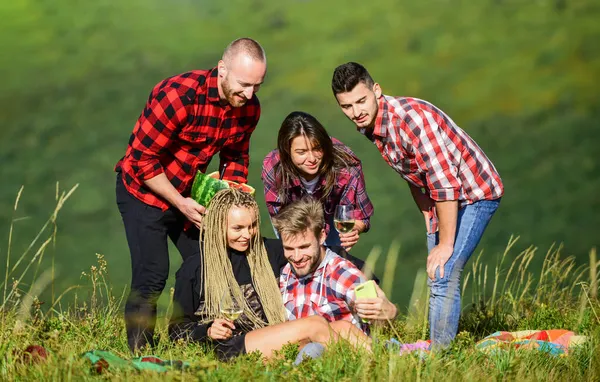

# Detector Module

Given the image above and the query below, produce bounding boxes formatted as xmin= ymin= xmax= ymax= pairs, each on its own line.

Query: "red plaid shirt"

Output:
xmin=261 ymin=137 xmax=374 ymax=233
xmin=363 ymin=96 xmax=504 ymax=233
xmin=115 ymin=68 xmax=260 ymax=210
xmin=280 ymin=248 xmax=368 ymax=332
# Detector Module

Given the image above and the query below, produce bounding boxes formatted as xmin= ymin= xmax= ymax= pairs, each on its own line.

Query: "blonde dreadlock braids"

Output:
xmin=197 ymin=188 xmax=286 ymax=329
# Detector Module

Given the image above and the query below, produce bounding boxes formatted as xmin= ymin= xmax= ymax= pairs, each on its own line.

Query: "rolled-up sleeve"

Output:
xmin=341 ymin=162 xmax=374 ymax=232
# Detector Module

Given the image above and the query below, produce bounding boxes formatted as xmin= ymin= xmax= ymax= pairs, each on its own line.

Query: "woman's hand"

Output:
xmin=339 ymin=220 xmax=366 ymax=251
xmin=207 ymin=319 xmax=235 ymax=340
xmin=339 ymin=229 xmax=360 ymax=251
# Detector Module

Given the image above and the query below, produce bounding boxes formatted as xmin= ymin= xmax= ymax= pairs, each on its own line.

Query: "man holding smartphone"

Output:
xmin=273 ymin=197 xmax=398 ymax=331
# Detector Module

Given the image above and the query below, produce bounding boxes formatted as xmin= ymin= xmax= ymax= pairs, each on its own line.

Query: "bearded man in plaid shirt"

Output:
xmin=331 ymin=62 xmax=504 ymax=347
xmin=114 ymin=38 xmax=266 ymax=352
xmin=273 ymin=198 xmax=398 ymax=335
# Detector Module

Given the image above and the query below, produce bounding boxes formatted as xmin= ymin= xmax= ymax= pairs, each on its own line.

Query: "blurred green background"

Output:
xmin=1 ymin=0 xmax=598 ymax=310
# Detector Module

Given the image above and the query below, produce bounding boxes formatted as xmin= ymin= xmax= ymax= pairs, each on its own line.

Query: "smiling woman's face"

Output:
xmin=226 ymin=206 xmax=258 ymax=252
xmin=290 ymin=135 xmax=323 ymax=181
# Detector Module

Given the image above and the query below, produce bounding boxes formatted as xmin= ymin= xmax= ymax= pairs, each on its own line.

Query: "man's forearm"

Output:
xmin=144 ymin=173 xmax=185 ymax=210
xmin=409 ymin=183 xmax=434 ymax=214
xmin=408 ymin=183 xmax=434 ymax=232
xmin=435 ymin=200 xmax=458 ymax=246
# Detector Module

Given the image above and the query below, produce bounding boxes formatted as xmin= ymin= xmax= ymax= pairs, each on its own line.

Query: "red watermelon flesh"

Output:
xmin=207 ymin=172 xmax=255 ymax=195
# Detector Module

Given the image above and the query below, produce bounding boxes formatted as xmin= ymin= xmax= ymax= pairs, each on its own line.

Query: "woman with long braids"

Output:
xmin=261 ymin=111 xmax=374 ymax=251
xmin=169 ymin=188 xmax=367 ymax=361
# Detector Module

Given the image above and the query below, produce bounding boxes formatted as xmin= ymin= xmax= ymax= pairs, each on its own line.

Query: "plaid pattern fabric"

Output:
xmin=280 ymin=248 xmax=367 ymax=332
xmin=262 ymin=137 xmax=374 ymax=233
xmin=115 ymin=68 xmax=260 ymax=210
xmin=362 ymin=95 xmax=504 ymax=233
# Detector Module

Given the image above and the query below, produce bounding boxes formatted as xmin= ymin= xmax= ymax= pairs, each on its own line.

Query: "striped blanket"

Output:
xmin=476 ymin=330 xmax=586 ymax=356
xmin=389 ymin=330 xmax=586 ymax=356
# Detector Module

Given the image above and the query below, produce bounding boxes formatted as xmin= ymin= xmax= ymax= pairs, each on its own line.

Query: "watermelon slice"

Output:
xmin=190 ymin=171 xmax=255 ymax=207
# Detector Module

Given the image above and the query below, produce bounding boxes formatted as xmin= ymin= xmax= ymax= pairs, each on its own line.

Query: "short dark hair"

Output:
xmin=331 ymin=62 xmax=374 ymax=95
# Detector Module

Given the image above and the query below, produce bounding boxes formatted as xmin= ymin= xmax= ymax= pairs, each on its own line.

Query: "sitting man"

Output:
xmin=169 ymin=189 xmax=372 ymax=361
xmin=273 ymin=197 xmax=398 ymax=333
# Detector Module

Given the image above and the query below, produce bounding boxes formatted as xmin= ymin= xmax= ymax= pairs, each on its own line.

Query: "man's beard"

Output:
xmin=292 ymin=246 xmax=322 ymax=277
xmin=222 ymin=78 xmax=247 ymax=107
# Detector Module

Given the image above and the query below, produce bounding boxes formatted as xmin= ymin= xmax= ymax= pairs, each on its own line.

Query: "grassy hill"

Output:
xmin=0 ymin=0 xmax=599 ymax=308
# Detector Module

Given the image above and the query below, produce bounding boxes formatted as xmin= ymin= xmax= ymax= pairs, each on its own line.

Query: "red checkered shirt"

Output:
xmin=280 ymin=248 xmax=368 ymax=332
xmin=261 ymin=137 xmax=374 ymax=233
xmin=362 ymin=95 xmax=504 ymax=233
xmin=115 ymin=68 xmax=260 ymax=210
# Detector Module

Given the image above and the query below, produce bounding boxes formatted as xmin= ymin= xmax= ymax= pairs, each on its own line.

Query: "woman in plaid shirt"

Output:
xmin=261 ymin=111 xmax=374 ymax=251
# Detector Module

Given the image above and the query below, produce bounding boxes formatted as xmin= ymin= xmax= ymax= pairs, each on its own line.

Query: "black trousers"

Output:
xmin=115 ymin=173 xmax=200 ymax=352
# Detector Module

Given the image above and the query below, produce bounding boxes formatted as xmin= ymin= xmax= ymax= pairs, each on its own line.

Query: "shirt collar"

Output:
xmin=289 ymin=172 xmax=326 ymax=191
xmin=373 ymin=95 xmax=389 ymax=138
xmin=206 ymin=67 xmax=221 ymax=104
xmin=360 ymin=95 xmax=389 ymax=139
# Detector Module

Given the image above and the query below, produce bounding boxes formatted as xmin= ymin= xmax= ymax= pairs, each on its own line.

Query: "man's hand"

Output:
xmin=427 ymin=200 xmax=458 ymax=280
xmin=207 ymin=319 xmax=235 ymax=340
xmin=354 ymin=283 xmax=398 ymax=321
xmin=426 ymin=243 xmax=454 ymax=280
xmin=176 ymin=197 xmax=206 ymax=228
xmin=144 ymin=173 xmax=206 ymax=228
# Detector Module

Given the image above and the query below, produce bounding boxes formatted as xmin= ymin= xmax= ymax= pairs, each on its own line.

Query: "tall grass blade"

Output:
xmin=3 ymin=186 xmax=25 ymax=307
xmin=382 ymin=241 xmax=400 ymax=298
xmin=590 ymin=248 xmax=598 ymax=300
xmin=361 ymin=245 xmax=381 ymax=281
xmin=13 ymin=268 xmax=54 ymax=335
xmin=406 ymin=268 xmax=428 ymax=332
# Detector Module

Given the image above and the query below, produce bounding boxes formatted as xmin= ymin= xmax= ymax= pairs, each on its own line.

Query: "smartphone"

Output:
xmin=354 ymin=280 xmax=378 ymax=323
xmin=355 ymin=280 xmax=378 ymax=299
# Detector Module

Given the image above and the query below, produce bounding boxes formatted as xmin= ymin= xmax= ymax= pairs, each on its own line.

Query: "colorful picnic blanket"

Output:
xmin=388 ymin=330 xmax=586 ymax=357
xmin=82 ymin=350 xmax=191 ymax=373
xmin=475 ymin=330 xmax=586 ymax=356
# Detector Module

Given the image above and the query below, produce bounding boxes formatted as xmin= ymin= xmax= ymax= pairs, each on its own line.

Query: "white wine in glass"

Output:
xmin=220 ymin=290 xmax=243 ymax=321
xmin=334 ymin=205 xmax=355 ymax=233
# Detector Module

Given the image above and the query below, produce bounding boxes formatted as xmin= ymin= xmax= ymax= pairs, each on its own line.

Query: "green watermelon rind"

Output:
xmin=191 ymin=171 xmax=230 ymax=207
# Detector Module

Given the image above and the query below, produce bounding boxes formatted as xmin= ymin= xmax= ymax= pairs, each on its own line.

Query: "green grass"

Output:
xmin=1 ymin=0 xmax=599 ymax=308
xmin=1 ymin=191 xmax=599 ymax=381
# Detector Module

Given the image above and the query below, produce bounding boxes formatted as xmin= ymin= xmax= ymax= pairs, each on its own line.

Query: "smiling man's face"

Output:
xmin=218 ymin=54 xmax=266 ymax=107
xmin=282 ymin=228 xmax=326 ymax=277
xmin=334 ymin=81 xmax=381 ymax=131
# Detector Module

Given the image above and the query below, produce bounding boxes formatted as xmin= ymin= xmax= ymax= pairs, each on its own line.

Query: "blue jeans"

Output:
xmin=426 ymin=199 xmax=500 ymax=346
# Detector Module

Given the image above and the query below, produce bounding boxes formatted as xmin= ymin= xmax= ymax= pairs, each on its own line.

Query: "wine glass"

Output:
xmin=334 ymin=205 xmax=355 ymax=234
xmin=220 ymin=289 xmax=243 ymax=321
